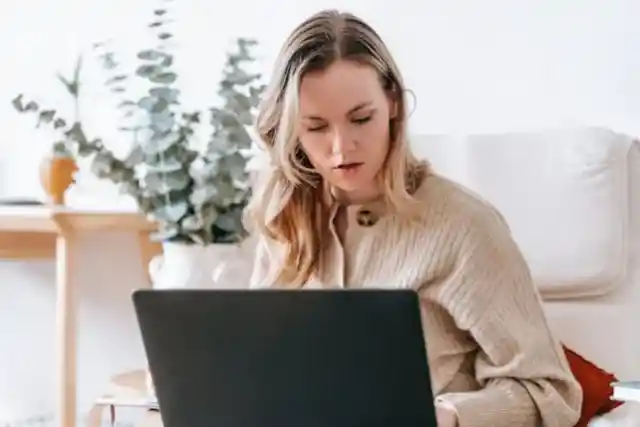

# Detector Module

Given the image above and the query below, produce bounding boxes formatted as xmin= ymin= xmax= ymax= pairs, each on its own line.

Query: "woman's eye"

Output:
xmin=308 ymin=124 xmax=328 ymax=132
xmin=352 ymin=116 xmax=371 ymax=125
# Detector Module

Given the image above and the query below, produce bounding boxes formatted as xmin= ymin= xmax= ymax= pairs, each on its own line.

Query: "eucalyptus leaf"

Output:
xmin=249 ymin=85 xmax=266 ymax=103
xmin=151 ymin=225 xmax=180 ymax=242
xmin=25 ymin=101 xmax=38 ymax=112
xmin=151 ymin=98 xmax=169 ymax=113
xmin=65 ymin=122 xmax=87 ymax=144
xmin=124 ymin=144 xmax=144 ymax=166
xmin=137 ymin=96 xmax=156 ymax=111
xmin=144 ymin=169 xmax=190 ymax=192
xmin=153 ymin=201 xmax=188 ymax=222
xmin=149 ymin=72 xmax=177 ymax=84
xmin=199 ymin=205 xmax=220 ymax=226
xmin=149 ymin=112 xmax=175 ymax=134
xmin=11 ymin=94 xmax=24 ymax=112
xmin=228 ymin=93 xmax=252 ymax=112
xmin=77 ymin=138 xmax=101 ymax=156
xmin=210 ymin=108 xmax=240 ymax=128
xmin=90 ymin=152 xmax=115 ymax=178
xmin=108 ymin=163 xmax=128 ymax=182
xmin=182 ymin=111 xmax=199 ymax=123
xmin=57 ymin=73 xmax=78 ymax=96
xmin=119 ymin=181 xmax=140 ymax=196
xmin=106 ymin=75 xmax=127 ymax=86
xmin=136 ymin=64 xmax=162 ymax=78
xmin=189 ymin=159 xmax=219 ymax=182
xmin=222 ymin=152 xmax=247 ymax=180
xmin=143 ymin=130 xmax=180 ymax=156
xmin=181 ymin=214 xmax=203 ymax=231
xmin=137 ymin=49 xmax=164 ymax=60
xmin=100 ymin=53 xmax=118 ymax=70
xmin=53 ymin=118 xmax=67 ymax=129
xmin=190 ymin=186 xmax=217 ymax=206
xmin=137 ymin=195 xmax=154 ymax=212
xmin=236 ymin=110 xmax=254 ymax=126
xmin=118 ymin=100 xmax=137 ymax=109
xmin=187 ymin=231 xmax=208 ymax=245
xmin=150 ymin=87 xmax=180 ymax=103
xmin=215 ymin=211 xmax=242 ymax=232
xmin=227 ymin=125 xmax=252 ymax=147
xmin=146 ymin=157 xmax=184 ymax=173
xmin=52 ymin=141 xmax=72 ymax=157
xmin=37 ymin=110 xmax=55 ymax=125
xmin=209 ymin=179 xmax=236 ymax=205
xmin=160 ymin=55 xmax=173 ymax=67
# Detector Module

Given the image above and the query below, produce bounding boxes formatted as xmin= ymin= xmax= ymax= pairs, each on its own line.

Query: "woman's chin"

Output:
xmin=330 ymin=177 xmax=375 ymax=195
xmin=330 ymin=166 xmax=369 ymax=185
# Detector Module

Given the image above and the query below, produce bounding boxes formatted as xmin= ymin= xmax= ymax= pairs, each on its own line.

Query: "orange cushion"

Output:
xmin=562 ymin=345 xmax=623 ymax=427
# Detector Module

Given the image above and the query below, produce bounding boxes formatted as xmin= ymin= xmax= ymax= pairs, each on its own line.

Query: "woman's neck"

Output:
xmin=332 ymin=186 xmax=381 ymax=206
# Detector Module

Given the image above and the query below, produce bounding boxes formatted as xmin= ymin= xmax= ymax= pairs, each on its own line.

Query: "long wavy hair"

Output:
xmin=246 ymin=9 xmax=428 ymax=288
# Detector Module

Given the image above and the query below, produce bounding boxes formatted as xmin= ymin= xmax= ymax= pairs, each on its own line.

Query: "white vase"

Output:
xmin=148 ymin=241 xmax=254 ymax=289
xmin=145 ymin=239 xmax=257 ymax=396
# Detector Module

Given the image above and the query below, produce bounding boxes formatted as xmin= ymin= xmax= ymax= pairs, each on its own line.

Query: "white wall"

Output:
xmin=1 ymin=0 xmax=639 ymax=423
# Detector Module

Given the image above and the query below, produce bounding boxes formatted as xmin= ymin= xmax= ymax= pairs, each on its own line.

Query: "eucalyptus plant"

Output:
xmin=11 ymin=56 xmax=83 ymax=159
xmin=12 ymin=0 xmax=265 ymax=245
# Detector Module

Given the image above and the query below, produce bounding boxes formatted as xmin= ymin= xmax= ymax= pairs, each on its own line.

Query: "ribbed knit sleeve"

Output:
xmin=432 ymin=212 xmax=582 ymax=427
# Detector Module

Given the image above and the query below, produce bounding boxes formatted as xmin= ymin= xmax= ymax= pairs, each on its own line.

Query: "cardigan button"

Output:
xmin=356 ymin=208 xmax=377 ymax=227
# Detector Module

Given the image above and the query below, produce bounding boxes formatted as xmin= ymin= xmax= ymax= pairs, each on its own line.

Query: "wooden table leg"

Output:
xmin=55 ymin=232 xmax=77 ymax=427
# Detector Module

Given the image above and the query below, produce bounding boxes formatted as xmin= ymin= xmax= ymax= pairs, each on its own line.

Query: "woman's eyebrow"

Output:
xmin=303 ymin=101 xmax=374 ymax=120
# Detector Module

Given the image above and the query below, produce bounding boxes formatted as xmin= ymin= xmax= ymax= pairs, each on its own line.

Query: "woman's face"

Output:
xmin=297 ymin=60 xmax=395 ymax=200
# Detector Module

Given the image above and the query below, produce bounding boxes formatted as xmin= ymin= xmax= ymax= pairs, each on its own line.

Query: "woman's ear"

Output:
xmin=389 ymin=99 xmax=398 ymax=119
xmin=387 ymin=88 xmax=399 ymax=119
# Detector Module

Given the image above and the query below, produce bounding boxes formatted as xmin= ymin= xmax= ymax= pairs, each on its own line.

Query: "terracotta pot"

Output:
xmin=39 ymin=155 xmax=78 ymax=205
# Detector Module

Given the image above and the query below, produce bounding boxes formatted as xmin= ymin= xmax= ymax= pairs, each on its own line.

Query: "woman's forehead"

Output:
xmin=298 ymin=61 xmax=384 ymax=118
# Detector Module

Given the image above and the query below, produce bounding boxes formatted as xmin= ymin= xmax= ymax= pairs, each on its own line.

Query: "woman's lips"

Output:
xmin=333 ymin=162 xmax=364 ymax=175
xmin=334 ymin=162 xmax=363 ymax=170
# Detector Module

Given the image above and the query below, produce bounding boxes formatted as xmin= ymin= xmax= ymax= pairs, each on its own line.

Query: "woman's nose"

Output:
xmin=331 ymin=129 xmax=356 ymax=155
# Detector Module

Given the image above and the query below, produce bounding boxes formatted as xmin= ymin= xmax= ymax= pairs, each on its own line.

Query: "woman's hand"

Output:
xmin=435 ymin=401 xmax=458 ymax=427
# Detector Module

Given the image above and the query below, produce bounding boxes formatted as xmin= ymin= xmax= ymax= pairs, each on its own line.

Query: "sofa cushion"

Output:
xmin=414 ymin=127 xmax=634 ymax=299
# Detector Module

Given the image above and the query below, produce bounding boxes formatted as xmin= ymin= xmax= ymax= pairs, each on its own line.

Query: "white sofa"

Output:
xmin=102 ymin=126 xmax=639 ymax=427
xmin=413 ymin=126 xmax=640 ymax=426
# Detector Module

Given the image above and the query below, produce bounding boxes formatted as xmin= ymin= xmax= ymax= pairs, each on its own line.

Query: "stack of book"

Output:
xmin=89 ymin=370 xmax=161 ymax=427
xmin=94 ymin=394 xmax=159 ymax=411
xmin=611 ymin=381 xmax=640 ymax=403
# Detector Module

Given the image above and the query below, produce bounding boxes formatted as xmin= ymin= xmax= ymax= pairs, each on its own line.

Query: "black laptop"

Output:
xmin=132 ymin=288 xmax=437 ymax=427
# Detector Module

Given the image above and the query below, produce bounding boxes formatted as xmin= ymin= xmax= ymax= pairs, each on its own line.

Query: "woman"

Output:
xmin=246 ymin=9 xmax=581 ymax=427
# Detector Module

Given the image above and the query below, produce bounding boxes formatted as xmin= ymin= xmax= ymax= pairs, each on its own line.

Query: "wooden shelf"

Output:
xmin=0 ymin=232 xmax=56 ymax=259
xmin=0 ymin=206 xmax=156 ymax=232
xmin=0 ymin=206 xmax=157 ymax=260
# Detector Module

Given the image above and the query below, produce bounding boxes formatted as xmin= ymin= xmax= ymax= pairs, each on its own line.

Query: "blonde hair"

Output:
xmin=246 ymin=9 xmax=428 ymax=287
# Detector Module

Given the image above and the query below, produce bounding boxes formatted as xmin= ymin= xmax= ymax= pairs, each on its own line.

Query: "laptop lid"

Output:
xmin=133 ymin=288 xmax=437 ymax=427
